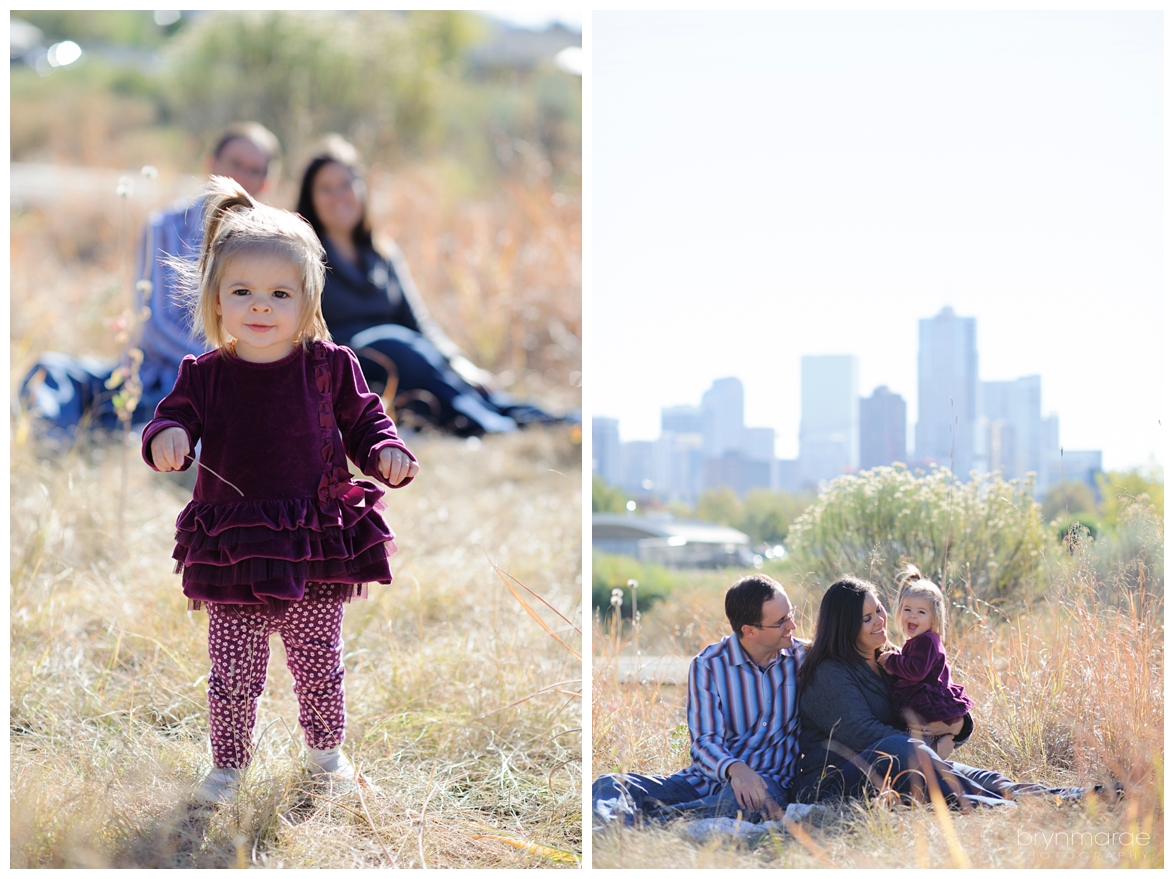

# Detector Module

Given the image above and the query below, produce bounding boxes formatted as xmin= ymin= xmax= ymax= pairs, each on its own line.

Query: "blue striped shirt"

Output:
xmin=680 ymin=635 xmax=807 ymax=796
xmin=134 ymin=197 xmax=212 ymax=392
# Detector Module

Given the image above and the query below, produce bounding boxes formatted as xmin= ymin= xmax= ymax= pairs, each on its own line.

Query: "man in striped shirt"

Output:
xmin=20 ymin=122 xmax=280 ymax=435
xmin=593 ymin=574 xmax=807 ymax=827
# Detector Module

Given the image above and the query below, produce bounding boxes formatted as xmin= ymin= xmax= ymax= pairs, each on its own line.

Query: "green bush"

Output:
xmin=1056 ymin=514 xmax=1100 ymax=546
xmin=786 ymin=465 xmax=1046 ymax=606
xmin=591 ymin=552 xmax=675 ymax=622
xmin=1086 ymin=496 xmax=1163 ymax=594
xmin=592 ymin=475 xmax=627 ymax=513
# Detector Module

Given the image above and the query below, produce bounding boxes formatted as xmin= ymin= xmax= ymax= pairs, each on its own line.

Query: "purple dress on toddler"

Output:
xmin=141 ymin=340 xmax=416 ymax=613
xmin=883 ymin=630 xmax=975 ymax=729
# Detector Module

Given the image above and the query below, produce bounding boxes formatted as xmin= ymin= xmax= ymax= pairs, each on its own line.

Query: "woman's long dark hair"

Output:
xmin=797 ymin=576 xmax=884 ymax=693
xmin=294 ymin=135 xmax=374 ymax=253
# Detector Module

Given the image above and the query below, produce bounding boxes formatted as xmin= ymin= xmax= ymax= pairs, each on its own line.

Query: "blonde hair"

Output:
xmin=894 ymin=565 xmax=947 ymax=643
xmin=176 ymin=176 xmax=330 ymax=354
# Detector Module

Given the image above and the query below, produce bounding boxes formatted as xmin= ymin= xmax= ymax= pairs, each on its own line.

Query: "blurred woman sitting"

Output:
xmin=295 ymin=136 xmax=572 ymax=436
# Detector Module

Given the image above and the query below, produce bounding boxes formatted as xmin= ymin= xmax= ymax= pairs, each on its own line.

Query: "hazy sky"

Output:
xmin=592 ymin=11 xmax=1163 ymax=472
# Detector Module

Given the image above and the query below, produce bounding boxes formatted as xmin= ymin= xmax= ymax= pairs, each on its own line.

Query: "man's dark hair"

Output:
xmin=796 ymin=576 xmax=882 ymax=692
xmin=725 ymin=574 xmax=785 ymax=636
xmin=210 ymin=121 xmax=282 ymax=173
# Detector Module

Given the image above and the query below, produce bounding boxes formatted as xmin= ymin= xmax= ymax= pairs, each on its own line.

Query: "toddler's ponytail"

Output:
xmin=895 ymin=564 xmax=923 ymax=592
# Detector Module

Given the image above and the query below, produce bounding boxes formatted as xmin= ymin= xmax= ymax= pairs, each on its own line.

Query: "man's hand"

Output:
xmin=150 ymin=427 xmax=190 ymax=472
xmin=727 ymin=761 xmax=770 ymax=813
xmin=378 ymin=447 xmax=419 ymax=485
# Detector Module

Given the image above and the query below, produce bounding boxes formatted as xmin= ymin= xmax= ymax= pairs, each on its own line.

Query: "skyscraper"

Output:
xmin=592 ymin=417 xmax=621 ymax=485
xmin=859 ymin=385 xmax=907 ymax=470
xmin=915 ymin=307 xmax=978 ymax=474
xmin=701 ymin=377 xmax=745 ymax=458
xmin=661 ymin=405 xmax=705 ymax=435
xmin=799 ymin=355 xmax=858 ymax=486
xmin=980 ymin=375 xmax=1042 ymax=483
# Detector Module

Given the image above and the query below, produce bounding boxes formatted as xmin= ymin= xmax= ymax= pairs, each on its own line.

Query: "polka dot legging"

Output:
xmin=205 ymin=583 xmax=347 ymax=769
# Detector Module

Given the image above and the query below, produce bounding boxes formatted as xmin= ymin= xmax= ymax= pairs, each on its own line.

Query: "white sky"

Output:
xmin=591 ymin=11 xmax=1164 ymax=472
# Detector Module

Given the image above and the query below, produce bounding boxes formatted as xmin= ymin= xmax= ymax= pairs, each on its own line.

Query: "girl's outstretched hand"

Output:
xmin=151 ymin=426 xmax=190 ymax=472
xmin=378 ymin=447 xmax=419 ymax=485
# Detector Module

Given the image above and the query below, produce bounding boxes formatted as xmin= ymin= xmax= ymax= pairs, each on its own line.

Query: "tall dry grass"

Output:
xmin=591 ymin=543 xmax=1163 ymax=869
xmin=10 ymin=156 xmax=582 ymax=866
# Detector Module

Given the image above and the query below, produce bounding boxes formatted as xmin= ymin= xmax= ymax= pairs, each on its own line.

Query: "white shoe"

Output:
xmin=306 ymin=747 xmax=357 ymax=793
xmin=193 ymin=766 xmax=243 ymax=805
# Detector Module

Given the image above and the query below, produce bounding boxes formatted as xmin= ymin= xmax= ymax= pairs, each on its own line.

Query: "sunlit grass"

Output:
xmin=10 ymin=153 xmax=582 ymax=867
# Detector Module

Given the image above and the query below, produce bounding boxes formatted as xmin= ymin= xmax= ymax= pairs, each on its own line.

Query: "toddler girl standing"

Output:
xmin=877 ymin=566 xmax=974 ymax=759
xmin=142 ymin=177 xmax=419 ymax=804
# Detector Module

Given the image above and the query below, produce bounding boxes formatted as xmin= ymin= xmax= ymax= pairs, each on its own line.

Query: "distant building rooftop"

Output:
xmin=592 ymin=513 xmax=754 ymax=568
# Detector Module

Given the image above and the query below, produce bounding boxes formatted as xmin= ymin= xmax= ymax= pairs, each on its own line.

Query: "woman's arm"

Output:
xmin=380 ymin=240 xmax=464 ymax=363
xmin=802 ymin=661 xmax=906 ymax=753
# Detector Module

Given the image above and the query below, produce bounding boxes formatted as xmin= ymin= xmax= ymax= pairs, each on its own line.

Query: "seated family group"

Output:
xmin=592 ymin=570 xmax=1087 ymax=827
xmin=22 ymin=121 xmax=570 ymax=440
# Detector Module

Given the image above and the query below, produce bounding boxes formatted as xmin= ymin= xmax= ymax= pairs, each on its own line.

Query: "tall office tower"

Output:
xmin=799 ymin=355 xmax=859 ymax=486
xmin=592 ymin=417 xmax=622 ymax=485
xmin=661 ymin=405 xmax=705 ymax=435
xmin=744 ymin=426 xmax=775 ymax=463
xmin=981 ymin=375 xmax=1042 ymax=483
xmin=859 ymin=385 xmax=907 ymax=470
xmin=701 ymin=377 xmax=745 ymax=458
xmin=915 ymin=307 xmax=978 ymax=474
xmin=1046 ymin=449 xmax=1103 ymax=496
xmin=654 ymin=431 xmax=706 ymax=503
xmin=620 ymin=440 xmax=656 ymax=494
xmin=1038 ymin=413 xmax=1060 ymax=497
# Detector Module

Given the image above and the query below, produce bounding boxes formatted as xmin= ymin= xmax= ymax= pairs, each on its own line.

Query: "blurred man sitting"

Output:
xmin=592 ymin=574 xmax=806 ymax=828
xmin=20 ymin=121 xmax=281 ymax=437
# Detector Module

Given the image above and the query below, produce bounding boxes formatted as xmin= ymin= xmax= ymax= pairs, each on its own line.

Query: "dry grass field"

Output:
xmin=591 ymin=548 xmax=1163 ymax=869
xmin=10 ymin=156 xmax=583 ymax=867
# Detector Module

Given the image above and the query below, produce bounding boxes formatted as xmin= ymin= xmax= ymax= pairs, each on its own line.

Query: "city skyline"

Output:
xmin=594 ymin=12 xmax=1163 ymax=473
xmin=594 ymin=305 xmax=1123 ymax=478
xmin=597 ymin=347 xmax=1101 ymax=501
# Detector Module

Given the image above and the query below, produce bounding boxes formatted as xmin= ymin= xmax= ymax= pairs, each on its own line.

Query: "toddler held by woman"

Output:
xmin=877 ymin=566 xmax=974 ymax=759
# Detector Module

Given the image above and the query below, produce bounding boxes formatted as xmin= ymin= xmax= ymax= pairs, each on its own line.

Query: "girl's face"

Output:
xmin=216 ymin=253 xmax=303 ymax=362
xmin=899 ymin=595 xmax=934 ymax=639
xmin=855 ymin=592 xmax=888 ymax=659
xmin=311 ymin=161 xmax=364 ymax=241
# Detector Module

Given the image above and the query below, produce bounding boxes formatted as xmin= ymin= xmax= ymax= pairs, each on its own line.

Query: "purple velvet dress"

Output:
xmin=883 ymin=630 xmax=975 ymax=725
xmin=142 ymin=340 xmax=415 ymax=611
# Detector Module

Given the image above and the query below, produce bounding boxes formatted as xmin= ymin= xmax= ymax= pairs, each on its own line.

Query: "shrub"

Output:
xmin=786 ymin=464 xmax=1046 ymax=607
xmin=1055 ymin=514 xmax=1100 ymax=546
xmin=592 ymin=475 xmax=627 ymax=513
xmin=590 ymin=552 xmax=674 ymax=622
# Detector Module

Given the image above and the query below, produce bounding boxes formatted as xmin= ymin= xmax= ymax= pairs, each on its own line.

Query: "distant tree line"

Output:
xmin=12 ymin=10 xmax=581 ymax=189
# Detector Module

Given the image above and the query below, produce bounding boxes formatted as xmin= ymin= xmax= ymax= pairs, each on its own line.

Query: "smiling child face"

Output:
xmin=899 ymin=595 xmax=934 ymax=639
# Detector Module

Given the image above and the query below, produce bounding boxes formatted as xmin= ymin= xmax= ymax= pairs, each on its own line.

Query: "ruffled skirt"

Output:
xmin=172 ymin=483 xmax=396 ymax=614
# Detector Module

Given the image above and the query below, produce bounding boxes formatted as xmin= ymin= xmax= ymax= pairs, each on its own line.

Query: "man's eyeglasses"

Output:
xmin=756 ymin=613 xmax=795 ymax=630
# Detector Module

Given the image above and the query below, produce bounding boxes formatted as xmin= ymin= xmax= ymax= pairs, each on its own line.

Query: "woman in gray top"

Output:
xmin=794 ymin=576 xmax=1086 ymax=808
xmin=294 ymin=136 xmax=575 ymax=437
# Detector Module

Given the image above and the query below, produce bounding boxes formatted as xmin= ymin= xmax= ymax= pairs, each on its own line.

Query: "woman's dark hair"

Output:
xmin=725 ymin=574 xmax=785 ymax=636
xmin=294 ymin=134 xmax=374 ymax=252
xmin=797 ymin=576 xmax=884 ymax=692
